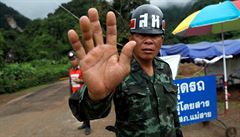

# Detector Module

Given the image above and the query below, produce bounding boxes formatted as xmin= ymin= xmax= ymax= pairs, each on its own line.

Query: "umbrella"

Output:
xmin=172 ymin=0 xmax=240 ymax=111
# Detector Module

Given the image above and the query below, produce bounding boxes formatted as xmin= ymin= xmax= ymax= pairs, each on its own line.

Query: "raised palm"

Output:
xmin=68 ymin=8 xmax=136 ymax=101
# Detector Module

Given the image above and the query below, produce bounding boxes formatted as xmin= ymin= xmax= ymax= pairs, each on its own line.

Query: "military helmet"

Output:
xmin=68 ymin=51 xmax=76 ymax=60
xmin=130 ymin=4 xmax=165 ymax=35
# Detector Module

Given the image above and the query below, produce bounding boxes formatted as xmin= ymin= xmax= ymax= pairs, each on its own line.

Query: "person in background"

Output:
xmin=68 ymin=51 xmax=91 ymax=135
xmin=68 ymin=4 xmax=183 ymax=137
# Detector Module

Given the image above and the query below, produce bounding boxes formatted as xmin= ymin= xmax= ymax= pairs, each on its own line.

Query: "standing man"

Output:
xmin=68 ymin=51 xmax=91 ymax=135
xmin=68 ymin=4 xmax=183 ymax=137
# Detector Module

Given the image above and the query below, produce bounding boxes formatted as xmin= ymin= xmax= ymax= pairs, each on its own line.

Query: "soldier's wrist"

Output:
xmin=87 ymin=90 xmax=110 ymax=102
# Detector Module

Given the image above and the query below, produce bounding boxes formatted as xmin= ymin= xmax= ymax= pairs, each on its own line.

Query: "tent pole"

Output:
xmin=221 ymin=23 xmax=229 ymax=112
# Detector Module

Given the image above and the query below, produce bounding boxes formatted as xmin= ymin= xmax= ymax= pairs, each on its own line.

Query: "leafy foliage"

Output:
xmin=0 ymin=31 xmax=5 ymax=67
xmin=0 ymin=58 xmax=69 ymax=94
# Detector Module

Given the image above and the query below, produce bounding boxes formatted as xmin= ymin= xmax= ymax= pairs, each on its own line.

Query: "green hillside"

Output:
xmin=0 ymin=2 xmax=30 ymax=30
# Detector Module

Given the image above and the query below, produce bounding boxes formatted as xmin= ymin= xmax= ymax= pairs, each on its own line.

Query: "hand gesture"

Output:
xmin=68 ymin=8 xmax=136 ymax=101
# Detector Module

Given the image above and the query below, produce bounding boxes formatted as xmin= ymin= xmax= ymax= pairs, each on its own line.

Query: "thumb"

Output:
xmin=119 ymin=41 xmax=136 ymax=67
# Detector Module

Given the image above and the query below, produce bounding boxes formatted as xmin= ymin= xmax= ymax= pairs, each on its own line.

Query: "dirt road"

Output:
xmin=0 ymin=80 xmax=239 ymax=137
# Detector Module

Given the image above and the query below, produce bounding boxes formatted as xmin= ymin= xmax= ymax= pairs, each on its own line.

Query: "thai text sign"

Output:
xmin=174 ymin=75 xmax=217 ymax=126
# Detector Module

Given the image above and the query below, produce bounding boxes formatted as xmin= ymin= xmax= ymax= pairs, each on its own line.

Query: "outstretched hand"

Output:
xmin=68 ymin=8 xmax=136 ymax=101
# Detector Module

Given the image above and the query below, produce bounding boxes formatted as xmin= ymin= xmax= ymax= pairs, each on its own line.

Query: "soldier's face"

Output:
xmin=130 ymin=33 xmax=163 ymax=61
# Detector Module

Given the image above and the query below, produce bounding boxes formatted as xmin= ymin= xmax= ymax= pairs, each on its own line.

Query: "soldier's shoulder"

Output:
xmin=154 ymin=57 xmax=170 ymax=67
xmin=155 ymin=57 xmax=167 ymax=63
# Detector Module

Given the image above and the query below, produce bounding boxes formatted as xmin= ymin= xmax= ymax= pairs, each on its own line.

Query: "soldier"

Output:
xmin=68 ymin=4 xmax=183 ymax=137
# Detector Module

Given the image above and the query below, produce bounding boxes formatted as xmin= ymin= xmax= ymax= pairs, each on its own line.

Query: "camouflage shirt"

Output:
xmin=69 ymin=57 xmax=183 ymax=137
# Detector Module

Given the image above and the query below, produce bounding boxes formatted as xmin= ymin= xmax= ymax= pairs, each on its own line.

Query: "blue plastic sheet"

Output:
xmin=160 ymin=39 xmax=240 ymax=60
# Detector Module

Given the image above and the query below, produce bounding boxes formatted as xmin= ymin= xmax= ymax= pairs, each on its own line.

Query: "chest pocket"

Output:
xmin=162 ymin=82 xmax=178 ymax=113
xmin=157 ymin=81 xmax=178 ymax=132
xmin=125 ymin=85 xmax=147 ymax=106
xmin=163 ymin=83 xmax=178 ymax=94
xmin=123 ymin=84 xmax=150 ymax=122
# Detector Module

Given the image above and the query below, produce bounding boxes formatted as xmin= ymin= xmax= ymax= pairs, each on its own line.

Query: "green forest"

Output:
xmin=1 ymin=0 xmax=240 ymax=93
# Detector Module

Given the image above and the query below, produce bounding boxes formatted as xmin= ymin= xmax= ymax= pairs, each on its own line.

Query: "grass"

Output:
xmin=0 ymin=83 xmax=51 ymax=105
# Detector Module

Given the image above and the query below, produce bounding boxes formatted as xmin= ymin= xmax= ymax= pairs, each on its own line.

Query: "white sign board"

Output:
xmin=159 ymin=54 xmax=181 ymax=80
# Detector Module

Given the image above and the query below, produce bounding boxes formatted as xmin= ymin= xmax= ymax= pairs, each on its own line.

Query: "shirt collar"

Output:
xmin=131 ymin=57 xmax=164 ymax=73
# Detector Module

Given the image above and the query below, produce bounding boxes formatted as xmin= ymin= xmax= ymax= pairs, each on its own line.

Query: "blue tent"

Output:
xmin=160 ymin=39 xmax=240 ymax=60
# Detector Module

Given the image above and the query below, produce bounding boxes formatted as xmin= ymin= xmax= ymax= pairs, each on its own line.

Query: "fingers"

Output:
xmin=80 ymin=16 xmax=94 ymax=53
xmin=68 ymin=29 xmax=86 ymax=60
xmin=106 ymin=11 xmax=117 ymax=47
xmin=119 ymin=41 xmax=136 ymax=67
xmin=88 ymin=8 xmax=104 ymax=46
xmin=68 ymin=8 xmax=117 ymax=61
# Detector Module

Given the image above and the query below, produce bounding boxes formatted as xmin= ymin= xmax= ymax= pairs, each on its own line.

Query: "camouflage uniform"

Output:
xmin=69 ymin=57 xmax=183 ymax=137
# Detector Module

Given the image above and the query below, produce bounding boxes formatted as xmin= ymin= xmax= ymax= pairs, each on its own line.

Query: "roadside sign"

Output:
xmin=174 ymin=75 xmax=218 ymax=125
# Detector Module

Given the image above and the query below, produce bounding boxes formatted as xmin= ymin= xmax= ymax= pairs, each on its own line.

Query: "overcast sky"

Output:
xmin=0 ymin=0 xmax=193 ymax=20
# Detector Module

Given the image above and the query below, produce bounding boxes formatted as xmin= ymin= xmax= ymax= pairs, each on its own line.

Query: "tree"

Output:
xmin=0 ymin=31 xmax=5 ymax=66
xmin=2 ymin=29 xmax=20 ymax=63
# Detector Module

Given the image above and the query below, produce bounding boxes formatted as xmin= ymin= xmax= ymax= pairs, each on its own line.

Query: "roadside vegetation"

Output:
xmin=0 ymin=58 xmax=70 ymax=93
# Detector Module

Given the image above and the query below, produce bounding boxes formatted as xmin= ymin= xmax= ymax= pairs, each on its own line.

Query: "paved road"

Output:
xmin=0 ymin=80 xmax=239 ymax=137
xmin=0 ymin=80 xmax=115 ymax=137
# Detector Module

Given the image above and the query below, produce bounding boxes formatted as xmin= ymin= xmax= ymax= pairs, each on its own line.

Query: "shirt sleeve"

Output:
xmin=68 ymin=84 xmax=113 ymax=121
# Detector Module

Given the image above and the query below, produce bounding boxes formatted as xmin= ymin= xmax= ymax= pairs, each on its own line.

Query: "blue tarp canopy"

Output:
xmin=160 ymin=39 xmax=240 ymax=60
